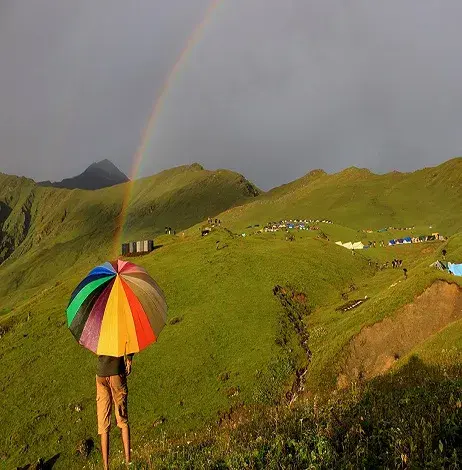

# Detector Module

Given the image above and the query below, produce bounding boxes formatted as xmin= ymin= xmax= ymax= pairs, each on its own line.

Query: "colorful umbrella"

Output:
xmin=67 ymin=260 xmax=167 ymax=356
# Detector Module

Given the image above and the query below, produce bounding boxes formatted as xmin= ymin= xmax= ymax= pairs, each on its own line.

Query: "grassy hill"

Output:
xmin=0 ymin=164 xmax=260 ymax=306
xmin=219 ymin=157 xmax=462 ymax=235
xmin=0 ymin=159 xmax=461 ymax=468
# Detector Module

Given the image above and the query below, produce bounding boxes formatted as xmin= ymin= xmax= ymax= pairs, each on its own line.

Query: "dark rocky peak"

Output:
xmin=38 ymin=160 xmax=129 ymax=190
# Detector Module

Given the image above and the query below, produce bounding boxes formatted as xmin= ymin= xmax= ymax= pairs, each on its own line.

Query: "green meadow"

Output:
xmin=0 ymin=160 xmax=461 ymax=468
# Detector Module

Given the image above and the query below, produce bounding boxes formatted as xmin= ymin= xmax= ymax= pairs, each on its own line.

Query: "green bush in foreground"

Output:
xmin=131 ymin=356 xmax=461 ymax=469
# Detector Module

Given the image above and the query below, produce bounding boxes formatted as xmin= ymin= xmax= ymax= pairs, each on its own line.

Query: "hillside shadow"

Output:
xmin=370 ymin=354 xmax=461 ymax=388
xmin=329 ymin=356 xmax=462 ymax=467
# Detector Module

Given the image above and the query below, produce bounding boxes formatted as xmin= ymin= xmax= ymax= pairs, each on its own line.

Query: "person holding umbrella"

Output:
xmin=67 ymin=260 xmax=167 ymax=469
xmin=96 ymin=353 xmax=133 ymax=468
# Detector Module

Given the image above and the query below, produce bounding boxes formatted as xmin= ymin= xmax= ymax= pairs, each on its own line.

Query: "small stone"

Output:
xmin=226 ymin=386 xmax=240 ymax=398
xmin=152 ymin=416 xmax=166 ymax=427
xmin=76 ymin=438 xmax=94 ymax=459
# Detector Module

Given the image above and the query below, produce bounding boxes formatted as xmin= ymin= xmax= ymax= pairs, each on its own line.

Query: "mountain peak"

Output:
xmin=303 ymin=169 xmax=327 ymax=180
xmin=85 ymin=159 xmax=129 ymax=178
xmin=87 ymin=159 xmax=121 ymax=173
xmin=188 ymin=162 xmax=204 ymax=171
xmin=337 ymin=166 xmax=373 ymax=180
xmin=39 ymin=160 xmax=129 ymax=190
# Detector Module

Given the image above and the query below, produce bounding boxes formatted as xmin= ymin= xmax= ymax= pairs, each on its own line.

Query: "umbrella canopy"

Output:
xmin=67 ymin=260 xmax=167 ymax=356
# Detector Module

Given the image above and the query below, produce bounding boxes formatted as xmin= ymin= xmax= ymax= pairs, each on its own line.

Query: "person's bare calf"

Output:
xmin=101 ymin=431 xmax=109 ymax=470
xmin=122 ymin=425 xmax=131 ymax=465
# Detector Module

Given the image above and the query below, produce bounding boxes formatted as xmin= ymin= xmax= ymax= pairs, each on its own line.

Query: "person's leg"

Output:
xmin=96 ymin=377 xmax=112 ymax=470
xmin=101 ymin=431 xmax=110 ymax=470
xmin=111 ymin=375 xmax=130 ymax=464
xmin=121 ymin=425 xmax=131 ymax=464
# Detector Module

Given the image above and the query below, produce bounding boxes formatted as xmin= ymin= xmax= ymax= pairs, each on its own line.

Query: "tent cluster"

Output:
xmin=431 ymin=260 xmax=462 ymax=277
xmin=121 ymin=240 xmax=154 ymax=256
xmin=335 ymin=241 xmax=366 ymax=250
xmin=264 ymin=218 xmax=333 ymax=233
xmin=388 ymin=233 xmax=445 ymax=246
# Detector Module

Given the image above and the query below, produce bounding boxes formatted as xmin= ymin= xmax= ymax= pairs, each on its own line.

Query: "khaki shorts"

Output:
xmin=96 ymin=375 xmax=129 ymax=434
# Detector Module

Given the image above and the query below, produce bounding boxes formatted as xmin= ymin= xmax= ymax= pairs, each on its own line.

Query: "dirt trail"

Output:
xmin=338 ymin=280 xmax=462 ymax=387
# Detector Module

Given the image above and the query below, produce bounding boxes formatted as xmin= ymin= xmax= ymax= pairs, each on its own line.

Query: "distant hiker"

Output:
xmin=96 ymin=354 xmax=133 ymax=469
xmin=403 ymin=268 xmax=408 ymax=279
xmin=173 ymin=230 xmax=176 ymax=236
xmin=442 ymin=249 xmax=447 ymax=260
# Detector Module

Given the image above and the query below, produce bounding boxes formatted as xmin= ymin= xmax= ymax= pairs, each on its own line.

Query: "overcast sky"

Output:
xmin=1 ymin=1 xmax=461 ymax=189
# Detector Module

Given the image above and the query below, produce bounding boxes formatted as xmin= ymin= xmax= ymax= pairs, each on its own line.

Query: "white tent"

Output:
xmin=342 ymin=242 xmax=354 ymax=250
xmin=352 ymin=241 xmax=364 ymax=250
xmin=335 ymin=241 xmax=343 ymax=246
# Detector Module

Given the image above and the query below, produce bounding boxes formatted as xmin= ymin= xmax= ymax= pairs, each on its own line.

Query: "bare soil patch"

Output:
xmin=338 ymin=281 xmax=462 ymax=387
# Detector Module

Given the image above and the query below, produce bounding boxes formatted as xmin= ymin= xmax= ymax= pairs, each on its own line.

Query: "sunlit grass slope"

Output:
xmin=0 ymin=164 xmax=260 ymax=306
xmin=219 ymin=157 xmax=462 ymax=234
xmin=1 ymin=230 xmax=371 ymax=467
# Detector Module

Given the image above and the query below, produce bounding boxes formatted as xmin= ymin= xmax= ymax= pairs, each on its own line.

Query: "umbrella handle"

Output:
xmin=124 ymin=342 xmax=132 ymax=376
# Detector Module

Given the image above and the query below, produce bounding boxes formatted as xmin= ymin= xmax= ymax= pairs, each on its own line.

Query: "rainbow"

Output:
xmin=112 ymin=0 xmax=222 ymax=258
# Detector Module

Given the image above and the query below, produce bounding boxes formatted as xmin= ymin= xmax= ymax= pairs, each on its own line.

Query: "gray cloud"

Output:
xmin=1 ymin=0 xmax=462 ymax=189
